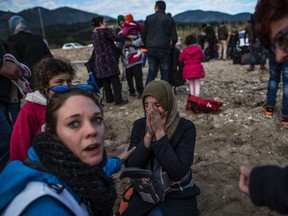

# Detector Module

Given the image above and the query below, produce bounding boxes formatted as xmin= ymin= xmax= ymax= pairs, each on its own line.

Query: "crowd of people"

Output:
xmin=0 ymin=0 xmax=288 ymax=215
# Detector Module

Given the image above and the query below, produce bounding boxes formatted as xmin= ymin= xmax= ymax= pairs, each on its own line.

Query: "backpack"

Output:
xmin=186 ymin=95 xmax=223 ymax=113
xmin=114 ymin=186 xmax=134 ymax=216
xmin=2 ymin=181 xmax=89 ymax=216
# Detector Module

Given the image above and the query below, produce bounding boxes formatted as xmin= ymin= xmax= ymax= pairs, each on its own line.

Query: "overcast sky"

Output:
xmin=1 ymin=0 xmax=258 ymax=20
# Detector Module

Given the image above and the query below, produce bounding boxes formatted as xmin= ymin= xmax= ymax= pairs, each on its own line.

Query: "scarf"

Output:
xmin=33 ymin=133 xmax=117 ymax=216
xmin=8 ymin=15 xmax=30 ymax=34
xmin=142 ymin=80 xmax=180 ymax=140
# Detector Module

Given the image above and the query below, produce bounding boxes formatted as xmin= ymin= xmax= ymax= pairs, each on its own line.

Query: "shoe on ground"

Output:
xmin=260 ymin=65 xmax=266 ymax=70
xmin=138 ymin=93 xmax=143 ymax=99
xmin=282 ymin=115 xmax=288 ymax=126
xmin=247 ymin=67 xmax=254 ymax=72
xmin=262 ymin=104 xmax=274 ymax=117
xmin=115 ymin=99 xmax=129 ymax=106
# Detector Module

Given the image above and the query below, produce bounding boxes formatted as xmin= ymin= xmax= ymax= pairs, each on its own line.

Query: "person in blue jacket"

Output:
xmin=0 ymin=87 xmax=135 ymax=216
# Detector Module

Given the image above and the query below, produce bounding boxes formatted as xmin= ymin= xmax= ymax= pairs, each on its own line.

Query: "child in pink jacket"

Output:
xmin=179 ymin=34 xmax=205 ymax=97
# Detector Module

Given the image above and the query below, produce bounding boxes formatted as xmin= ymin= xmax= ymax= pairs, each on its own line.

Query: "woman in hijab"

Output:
xmin=121 ymin=80 xmax=201 ymax=216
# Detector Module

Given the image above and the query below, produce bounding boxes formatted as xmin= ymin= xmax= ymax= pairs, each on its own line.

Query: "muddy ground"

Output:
xmin=73 ymin=59 xmax=287 ymax=216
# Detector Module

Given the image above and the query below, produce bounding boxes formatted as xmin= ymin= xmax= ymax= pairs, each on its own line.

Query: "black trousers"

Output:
xmin=102 ymin=74 xmax=123 ymax=104
xmin=125 ymin=64 xmax=144 ymax=94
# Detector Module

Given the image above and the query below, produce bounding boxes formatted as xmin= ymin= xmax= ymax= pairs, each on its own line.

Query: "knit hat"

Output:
xmin=117 ymin=15 xmax=125 ymax=26
xmin=8 ymin=15 xmax=30 ymax=34
xmin=124 ymin=14 xmax=134 ymax=24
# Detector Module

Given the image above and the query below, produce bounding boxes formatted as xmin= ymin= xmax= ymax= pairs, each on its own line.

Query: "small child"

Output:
xmin=179 ymin=34 xmax=205 ymax=97
xmin=10 ymin=58 xmax=76 ymax=161
xmin=120 ymin=14 xmax=143 ymax=63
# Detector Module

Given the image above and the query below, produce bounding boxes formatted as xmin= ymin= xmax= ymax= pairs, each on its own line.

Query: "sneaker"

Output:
xmin=282 ymin=115 xmax=288 ymax=126
xmin=3 ymin=54 xmax=31 ymax=77
xmin=129 ymin=92 xmax=137 ymax=97
xmin=115 ymin=99 xmax=129 ymax=106
xmin=262 ymin=104 xmax=274 ymax=117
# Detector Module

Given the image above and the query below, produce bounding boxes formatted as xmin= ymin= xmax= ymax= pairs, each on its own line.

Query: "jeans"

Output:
xmin=249 ymin=41 xmax=266 ymax=68
xmin=0 ymin=103 xmax=12 ymax=171
xmin=147 ymin=207 xmax=164 ymax=216
xmin=145 ymin=50 xmax=171 ymax=85
xmin=266 ymin=52 xmax=288 ymax=115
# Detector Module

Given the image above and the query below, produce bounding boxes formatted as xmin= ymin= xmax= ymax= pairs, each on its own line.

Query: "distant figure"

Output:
xmin=91 ymin=16 xmax=128 ymax=105
xmin=141 ymin=0 xmax=178 ymax=85
xmin=179 ymin=34 xmax=205 ymax=97
xmin=202 ymin=23 xmax=216 ymax=60
xmin=217 ymin=22 xmax=229 ymax=60
xmin=244 ymin=15 xmax=266 ymax=71
xmin=227 ymin=26 xmax=240 ymax=59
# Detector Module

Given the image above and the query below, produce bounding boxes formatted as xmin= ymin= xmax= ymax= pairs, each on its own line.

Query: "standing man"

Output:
xmin=141 ymin=1 xmax=178 ymax=85
xmin=0 ymin=39 xmax=20 ymax=171
xmin=239 ymin=0 xmax=288 ymax=214
xmin=217 ymin=22 xmax=229 ymax=60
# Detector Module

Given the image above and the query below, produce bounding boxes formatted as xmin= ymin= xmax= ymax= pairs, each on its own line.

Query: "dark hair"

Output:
xmin=45 ymin=89 xmax=102 ymax=135
xmin=185 ymin=34 xmax=196 ymax=45
xmin=91 ymin=16 xmax=104 ymax=27
xmin=254 ymin=0 xmax=288 ymax=46
xmin=33 ymin=58 xmax=76 ymax=93
xmin=155 ymin=1 xmax=166 ymax=11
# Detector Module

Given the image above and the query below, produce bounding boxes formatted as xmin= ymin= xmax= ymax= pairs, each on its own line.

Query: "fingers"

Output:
xmin=239 ymin=166 xmax=251 ymax=196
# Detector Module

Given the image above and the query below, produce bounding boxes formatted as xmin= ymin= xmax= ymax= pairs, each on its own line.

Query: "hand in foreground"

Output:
xmin=118 ymin=146 xmax=136 ymax=162
xmin=0 ymin=61 xmax=21 ymax=80
xmin=239 ymin=165 xmax=252 ymax=196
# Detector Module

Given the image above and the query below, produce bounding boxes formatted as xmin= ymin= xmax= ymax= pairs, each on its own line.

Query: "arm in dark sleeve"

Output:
xmin=141 ymin=18 xmax=148 ymax=47
xmin=125 ymin=118 xmax=151 ymax=168
xmin=170 ymin=19 xmax=178 ymax=46
xmin=249 ymin=165 xmax=288 ymax=214
xmin=151 ymin=119 xmax=196 ymax=181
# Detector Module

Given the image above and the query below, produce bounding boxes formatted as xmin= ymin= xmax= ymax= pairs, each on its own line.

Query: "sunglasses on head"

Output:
xmin=49 ymin=84 xmax=94 ymax=93
xmin=271 ymin=26 xmax=288 ymax=53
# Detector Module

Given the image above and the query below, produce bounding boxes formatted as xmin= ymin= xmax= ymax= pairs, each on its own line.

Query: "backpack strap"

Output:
xmin=2 ymin=181 xmax=89 ymax=216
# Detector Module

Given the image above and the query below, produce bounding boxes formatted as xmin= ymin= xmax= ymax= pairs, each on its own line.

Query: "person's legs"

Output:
xmin=145 ymin=51 xmax=158 ymax=85
xmin=281 ymin=60 xmax=288 ymax=117
xmin=0 ymin=103 xmax=12 ymax=171
xmin=266 ymin=53 xmax=281 ymax=107
xmin=189 ymin=79 xmax=195 ymax=96
xmin=194 ymin=79 xmax=201 ymax=97
xmin=147 ymin=207 xmax=164 ymax=216
xmin=102 ymin=78 xmax=114 ymax=103
xmin=223 ymin=40 xmax=228 ymax=60
xmin=125 ymin=67 xmax=136 ymax=95
xmin=132 ymin=64 xmax=144 ymax=96
xmin=218 ymin=41 xmax=223 ymax=59
xmin=110 ymin=74 xmax=125 ymax=104
xmin=247 ymin=42 xmax=256 ymax=71
xmin=158 ymin=51 xmax=170 ymax=83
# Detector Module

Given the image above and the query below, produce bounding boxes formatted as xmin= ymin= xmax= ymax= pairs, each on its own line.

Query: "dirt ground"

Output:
xmin=73 ymin=60 xmax=287 ymax=216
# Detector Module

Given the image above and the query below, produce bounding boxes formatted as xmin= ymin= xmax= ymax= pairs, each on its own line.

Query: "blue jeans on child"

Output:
xmin=145 ymin=50 xmax=171 ymax=85
xmin=266 ymin=52 xmax=288 ymax=115
xmin=0 ymin=103 xmax=12 ymax=171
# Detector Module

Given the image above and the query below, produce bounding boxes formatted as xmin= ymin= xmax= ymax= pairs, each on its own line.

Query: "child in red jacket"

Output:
xmin=179 ymin=35 xmax=205 ymax=97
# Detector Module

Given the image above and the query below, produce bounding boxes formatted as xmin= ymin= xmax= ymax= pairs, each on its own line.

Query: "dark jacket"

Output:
xmin=123 ymin=117 xmax=201 ymax=216
xmin=0 ymin=39 xmax=11 ymax=103
xmin=249 ymin=165 xmax=288 ymax=214
xmin=92 ymin=28 xmax=120 ymax=79
xmin=6 ymin=31 xmax=52 ymax=71
xmin=218 ymin=25 xmax=228 ymax=40
xmin=141 ymin=11 xmax=177 ymax=52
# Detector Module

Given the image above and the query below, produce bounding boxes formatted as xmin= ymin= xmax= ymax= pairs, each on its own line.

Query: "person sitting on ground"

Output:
xmin=0 ymin=88 xmax=135 ymax=215
xmin=121 ymin=80 xmax=201 ymax=216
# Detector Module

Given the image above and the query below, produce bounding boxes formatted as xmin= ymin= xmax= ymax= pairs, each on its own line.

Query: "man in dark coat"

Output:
xmin=141 ymin=1 xmax=178 ymax=85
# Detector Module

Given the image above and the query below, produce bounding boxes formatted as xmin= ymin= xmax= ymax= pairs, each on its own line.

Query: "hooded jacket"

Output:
xmin=179 ymin=45 xmax=205 ymax=79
